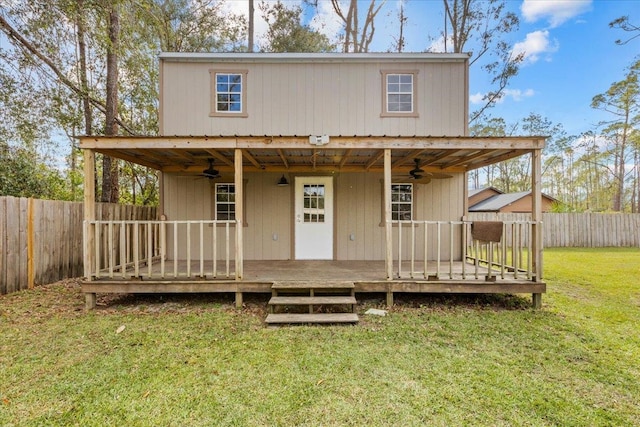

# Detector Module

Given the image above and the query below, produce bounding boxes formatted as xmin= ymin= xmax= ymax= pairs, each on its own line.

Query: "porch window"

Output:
xmin=215 ymin=183 xmax=236 ymax=221
xmin=209 ymin=70 xmax=248 ymax=117
xmin=380 ymin=70 xmax=419 ymax=117
xmin=391 ymin=184 xmax=413 ymax=221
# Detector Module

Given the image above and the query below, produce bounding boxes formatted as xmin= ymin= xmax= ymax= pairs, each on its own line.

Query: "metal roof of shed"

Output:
xmin=158 ymin=52 xmax=471 ymax=63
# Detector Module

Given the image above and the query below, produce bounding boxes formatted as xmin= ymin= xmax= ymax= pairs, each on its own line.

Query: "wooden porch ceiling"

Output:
xmin=78 ymin=135 xmax=546 ymax=175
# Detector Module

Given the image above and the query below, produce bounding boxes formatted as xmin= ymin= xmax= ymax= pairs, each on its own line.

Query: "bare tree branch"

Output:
xmin=0 ymin=13 xmax=135 ymax=135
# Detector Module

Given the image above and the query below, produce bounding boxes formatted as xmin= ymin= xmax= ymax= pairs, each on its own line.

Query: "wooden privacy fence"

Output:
xmin=0 ymin=196 xmax=156 ymax=295
xmin=467 ymin=212 xmax=640 ymax=248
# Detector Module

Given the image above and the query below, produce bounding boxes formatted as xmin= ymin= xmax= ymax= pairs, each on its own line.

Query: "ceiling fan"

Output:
xmin=202 ymin=158 xmax=221 ymax=180
xmin=392 ymin=158 xmax=453 ymax=184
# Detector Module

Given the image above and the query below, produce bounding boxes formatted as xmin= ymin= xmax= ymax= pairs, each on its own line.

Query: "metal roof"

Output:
xmin=158 ymin=52 xmax=471 ymax=63
xmin=468 ymin=191 xmax=532 ymax=212
xmin=78 ymin=135 xmax=545 ymax=175
xmin=468 ymin=186 xmax=504 ymax=197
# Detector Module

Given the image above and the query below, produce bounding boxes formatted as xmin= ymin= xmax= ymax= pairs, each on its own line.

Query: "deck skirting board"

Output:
xmin=82 ymin=280 xmax=545 ymax=295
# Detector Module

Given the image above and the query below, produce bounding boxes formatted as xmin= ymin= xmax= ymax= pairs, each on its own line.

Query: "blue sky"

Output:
xmin=237 ymin=0 xmax=639 ymax=136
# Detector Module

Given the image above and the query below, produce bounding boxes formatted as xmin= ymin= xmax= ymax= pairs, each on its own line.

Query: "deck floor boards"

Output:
xmin=84 ymin=260 xmax=545 ymax=296
xmin=93 ymin=259 xmax=531 ymax=282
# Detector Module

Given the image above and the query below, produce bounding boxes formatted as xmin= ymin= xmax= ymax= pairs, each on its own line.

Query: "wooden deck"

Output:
xmin=82 ymin=260 xmax=545 ymax=309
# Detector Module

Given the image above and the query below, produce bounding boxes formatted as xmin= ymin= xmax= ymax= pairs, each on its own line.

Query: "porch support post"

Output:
xmin=384 ymin=149 xmax=393 ymax=306
xmin=531 ymin=148 xmax=543 ymax=308
xmin=83 ymin=149 xmax=97 ymax=310
xmin=234 ymin=148 xmax=244 ymax=308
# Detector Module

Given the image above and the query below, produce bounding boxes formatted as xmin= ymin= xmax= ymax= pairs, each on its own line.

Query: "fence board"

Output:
xmin=5 ymin=197 xmax=20 ymax=294
xmin=0 ymin=197 xmax=6 ymax=295
xmin=467 ymin=212 xmax=640 ymax=248
xmin=0 ymin=196 xmax=156 ymax=295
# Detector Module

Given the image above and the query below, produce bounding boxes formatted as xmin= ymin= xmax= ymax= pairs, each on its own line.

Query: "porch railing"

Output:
xmin=84 ymin=220 xmax=239 ymax=280
xmin=391 ymin=220 xmax=541 ymax=281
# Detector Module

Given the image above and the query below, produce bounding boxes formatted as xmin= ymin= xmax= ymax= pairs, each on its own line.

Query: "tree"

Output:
xmin=260 ymin=1 xmax=335 ymax=52
xmin=609 ymin=16 xmax=640 ymax=45
xmin=0 ymin=0 xmax=246 ymax=204
xmin=469 ymin=117 xmax=507 ymax=189
xmin=391 ymin=0 xmax=407 ymax=53
xmin=591 ymin=59 xmax=640 ymax=212
xmin=328 ymin=0 xmax=386 ymax=53
xmin=439 ymin=0 xmax=523 ymax=123
xmin=0 ymin=142 xmax=69 ymax=199
xmin=470 ymin=113 xmax=568 ymax=197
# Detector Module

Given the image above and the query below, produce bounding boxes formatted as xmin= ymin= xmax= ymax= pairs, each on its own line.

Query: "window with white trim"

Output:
xmin=214 ymin=183 xmax=236 ymax=221
xmin=216 ymin=73 xmax=242 ymax=112
xmin=391 ymin=184 xmax=413 ymax=221
xmin=387 ymin=74 xmax=413 ymax=112
xmin=210 ymin=70 xmax=248 ymax=117
xmin=381 ymin=70 xmax=418 ymax=117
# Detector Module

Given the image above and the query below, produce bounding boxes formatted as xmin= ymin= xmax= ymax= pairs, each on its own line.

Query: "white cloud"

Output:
xmin=502 ymin=88 xmax=535 ymax=102
xmin=470 ymin=89 xmax=535 ymax=105
xmin=470 ymin=92 xmax=485 ymax=104
xmin=309 ymin=0 xmax=344 ymax=46
xmin=512 ymin=30 xmax=559 ymax=64
xmin=427 ymin=35 xmax=452 ymax=53
xmin=521 ymin=0 xmax=592 ymax=28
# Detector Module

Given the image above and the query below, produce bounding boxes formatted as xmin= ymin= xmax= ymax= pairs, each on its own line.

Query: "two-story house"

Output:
xmin=80 ymin=53 xmax=546 ymax=322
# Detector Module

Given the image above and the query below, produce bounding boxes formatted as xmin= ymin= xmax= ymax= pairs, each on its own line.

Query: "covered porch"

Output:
xmin=79 ymin=135 xmax=546 ymax=310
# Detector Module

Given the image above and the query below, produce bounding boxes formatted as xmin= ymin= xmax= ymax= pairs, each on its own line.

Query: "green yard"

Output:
xmin=1 ymin=248 xmax=639 ymax=426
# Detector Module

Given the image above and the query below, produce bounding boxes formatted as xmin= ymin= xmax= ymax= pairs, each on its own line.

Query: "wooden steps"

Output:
xmin=269 ymin=296 xmax=357 ymax=306
xmin=266 ymin=281 xmax=358 ymax=325
xmin=265 ymin=313 xmax=359 ymax=324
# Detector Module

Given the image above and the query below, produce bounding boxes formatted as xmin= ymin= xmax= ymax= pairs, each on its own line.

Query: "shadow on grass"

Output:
xmin=96 ymin=291 xmax=532 ymax=313
xmin=358 ymin=292 xmax=532 ymax=311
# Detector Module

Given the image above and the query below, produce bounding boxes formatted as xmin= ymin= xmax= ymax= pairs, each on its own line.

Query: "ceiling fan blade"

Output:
xmin=413 ymin=176 xmax=432 ymax=184
xmin=426 ymin=172 xmax=453 ymax=179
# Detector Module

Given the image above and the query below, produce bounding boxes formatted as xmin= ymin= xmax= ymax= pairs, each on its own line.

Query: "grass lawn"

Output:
xmin=1 ymin=248 xmax=639 ymax=426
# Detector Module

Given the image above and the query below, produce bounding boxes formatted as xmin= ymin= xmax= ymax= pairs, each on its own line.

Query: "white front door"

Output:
xmin=295 ymin=176 xmax=333 ymax=260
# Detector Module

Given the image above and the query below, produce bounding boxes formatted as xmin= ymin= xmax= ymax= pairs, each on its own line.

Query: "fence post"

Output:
xmin=27 ymin=198 xmax=35 ymax=289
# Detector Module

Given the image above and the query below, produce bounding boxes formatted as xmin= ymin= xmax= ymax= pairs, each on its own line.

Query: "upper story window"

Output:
xmin=381 ymin=70 xmax=419 ymax=118
xmin=391 ymin=183 xmax=413 ymax=221
xmin=210 ymin=70 xmax=248 ymax=117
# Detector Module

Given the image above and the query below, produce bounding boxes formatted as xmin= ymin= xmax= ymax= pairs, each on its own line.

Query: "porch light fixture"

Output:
xmin=277 ymin=174 xmax=289 ymax=186
xmin=309 ymin=134 xmax=330 ymax=146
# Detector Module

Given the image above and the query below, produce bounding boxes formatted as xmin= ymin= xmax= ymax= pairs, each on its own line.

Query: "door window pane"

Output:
xmin=303 ymin=184 xmax=325 ymax=223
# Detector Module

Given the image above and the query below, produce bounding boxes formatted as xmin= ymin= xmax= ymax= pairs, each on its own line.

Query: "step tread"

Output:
xmin=269 ymin=296 xmax=357 ymax=305
xmin=271 ymin=281 xmax=355 ymax=289
xmin=265 ymin=313 xmax=359 ymax=324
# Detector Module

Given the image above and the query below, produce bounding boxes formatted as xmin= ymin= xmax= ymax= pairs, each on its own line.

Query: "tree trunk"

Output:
xmin=76 ymin=0 xmax=95 ymax=201
xmin=102 ymin=3 xmax=119 ymax=203
xmin=248 ymin=0 xmax=254 ymax=52
xmin=331 ymin=0 xmax=383 ymax=53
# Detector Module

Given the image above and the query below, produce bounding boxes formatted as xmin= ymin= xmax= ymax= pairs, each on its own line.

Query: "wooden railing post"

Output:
xmin=384 ymin=149 xmax=392 ymax=282
xmin=83 ymin=149 xmax=96 ymax=309
xmin=531 ymin=148 xmax=543 ymax=308
xmin=235 ymin=149 xmax=244 ymax=281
